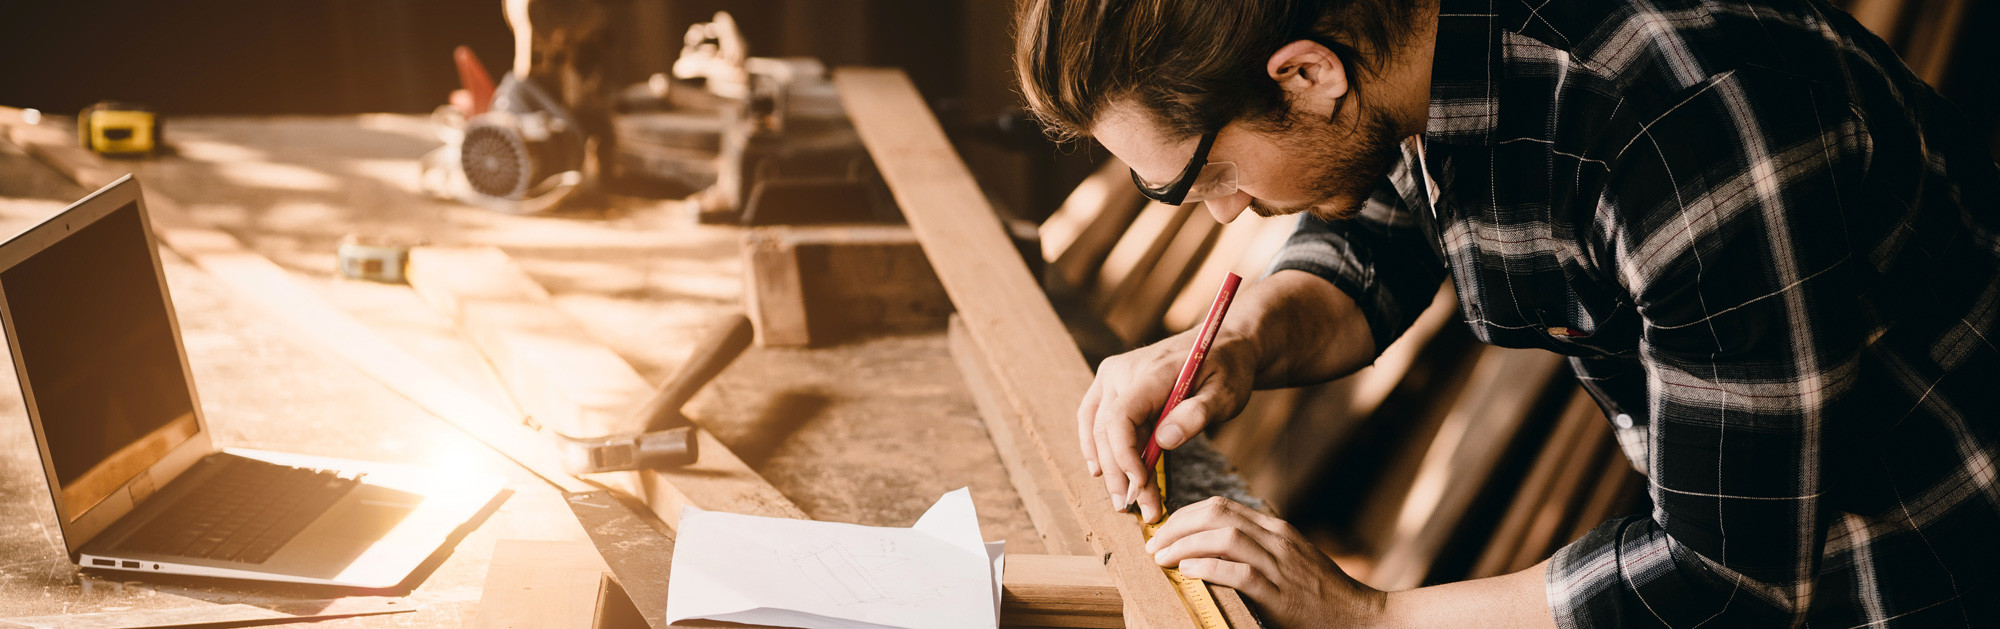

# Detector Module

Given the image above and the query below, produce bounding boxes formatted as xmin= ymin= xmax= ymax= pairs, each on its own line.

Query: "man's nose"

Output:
xmin=1204 ymin=191 xmax=1251 ymax=224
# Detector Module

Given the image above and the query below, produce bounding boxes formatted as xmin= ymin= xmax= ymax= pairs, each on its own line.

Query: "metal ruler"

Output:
xmin=1138 ymin=453 xmax=1231 ymax=629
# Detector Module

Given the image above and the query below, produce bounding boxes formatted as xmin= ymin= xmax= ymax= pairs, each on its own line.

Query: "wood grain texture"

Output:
xmin=742 ymin=229 xmax=811 ymax=347
xmin=1103 ymin=210 xmax=1219 ymax=345
xmin=1368 ymin=347 xmax=1566 ymax=590
xmin=1003 ymin=554 xmax=1122 ymax=628
xmin=951 ymin=316 xmax=1089 ymax=556
xmin=473 ymin=539 xmax=638 ymax=629
xmin=1045 ymin=160 xmax=1148 ymax=290
xmin=1469 ymin=388 xmax=1598 ymax=578
xmin=404 ymin=246 xmax=806 ymax=527
xmin=835 ymin=67 xmax=1250 ymax=629
xmin=741 ymin=225 xmax=954 ymax=347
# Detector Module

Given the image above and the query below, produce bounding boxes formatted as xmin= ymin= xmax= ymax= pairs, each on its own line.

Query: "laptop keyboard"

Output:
xmin=114 ymin=456 xmax=362 ymax=564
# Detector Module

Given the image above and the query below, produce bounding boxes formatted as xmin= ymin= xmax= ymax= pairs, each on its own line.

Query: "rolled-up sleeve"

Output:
xmin=1266 ymin=156 xmax=1447 ymax=357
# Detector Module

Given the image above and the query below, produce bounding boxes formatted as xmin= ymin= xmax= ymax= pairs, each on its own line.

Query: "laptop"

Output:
xmin=0 ymin=175 xmax=505 ymax=588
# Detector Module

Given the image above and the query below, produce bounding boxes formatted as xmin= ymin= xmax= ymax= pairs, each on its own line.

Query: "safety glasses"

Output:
xmin=1130 ymin=126 xmax=1239 ymax=206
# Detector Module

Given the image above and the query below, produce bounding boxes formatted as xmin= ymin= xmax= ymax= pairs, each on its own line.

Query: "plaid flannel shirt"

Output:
xmin=1268 ymin=0 xmax=2000 ymax=626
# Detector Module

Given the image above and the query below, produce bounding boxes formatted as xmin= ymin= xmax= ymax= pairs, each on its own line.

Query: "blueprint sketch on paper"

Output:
xmin=664 ymin=488 xmax=1004 ymax=629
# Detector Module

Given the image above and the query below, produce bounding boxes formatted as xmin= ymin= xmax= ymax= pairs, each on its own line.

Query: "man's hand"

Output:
xmin=1077 ymin=325 xmax=1257 ymax=523
xmin=1146 ymin=497 xmax=1386 ymax=627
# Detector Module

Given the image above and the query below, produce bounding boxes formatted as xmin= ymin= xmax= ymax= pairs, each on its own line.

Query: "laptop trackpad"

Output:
xmin=262 ymin=485 xmax=419 ymax=578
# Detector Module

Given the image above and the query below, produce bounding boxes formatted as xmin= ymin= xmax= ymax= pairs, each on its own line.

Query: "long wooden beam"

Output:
xmin=949 ymin=315 xmax=1090 ymax=556
xmin=835 ymin=67 xmax=1259 ymax=629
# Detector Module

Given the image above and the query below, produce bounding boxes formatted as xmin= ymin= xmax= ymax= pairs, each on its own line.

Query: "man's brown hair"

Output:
xmin=1016 ymin=0 xmax=1425 ymax=143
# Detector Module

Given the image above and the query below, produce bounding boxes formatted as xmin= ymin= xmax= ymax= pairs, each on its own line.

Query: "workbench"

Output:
xmin=0 ymin=115 xmax=1046 ymax=626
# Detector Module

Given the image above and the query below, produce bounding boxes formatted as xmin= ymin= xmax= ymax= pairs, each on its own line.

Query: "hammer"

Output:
xmin=558 ymin=312 xmax=754 ymax=474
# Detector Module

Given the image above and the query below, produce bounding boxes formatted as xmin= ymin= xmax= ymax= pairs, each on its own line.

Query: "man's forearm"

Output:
xmin=1368 ymin=561 xmax=1557 ymax=629
xmin=1226 ymin=269 xmax=1378 ymax=389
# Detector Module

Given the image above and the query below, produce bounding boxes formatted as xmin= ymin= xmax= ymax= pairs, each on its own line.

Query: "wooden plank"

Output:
xmin=836 ymin=68 xmax=1244 ymax=629
xmin=1469 ymin=389 xmax=1599 ymax=578
xmin=1090 ymin=202 xmax=1194 ymax=322
xmin=1102 ymin=210 xmax=1220 ymax=345
xmin=1368 ymin=347 xmax=1566 ymax=590
xmin=741 ymin=225 xmax=954 ymax=347
xmin=474 ymin=539 xmax=641 ymax=629
xmin=1903 ymin=0 xmax=1970 ymax=87
xmin=1566 ymin=443 xmax=1643 ymax=543
xmin=742 ymin=229 xmax=811 ymax=347
xmin=1162 ymin=215 xmax=1280 ymax=333
xmin=1003 ymin=554 xmax=1123 ymax=628
xmin=1045 ymin=160 xmax=1148 ymax=290
xmin=405 ymin=246 xmax=807 ymax=527
xmin=1844 ymin=0 xmax=1911 ymax=47
xmin=1266 ymin=285 xmax=1459 ymax=510
xmin=951 ymin=315 xmax=1090 ymax=556
xmin=406 ymin=246 xmax=652 ymax=439
xmin=1509 ymin=412 xmax=1613 ymax=573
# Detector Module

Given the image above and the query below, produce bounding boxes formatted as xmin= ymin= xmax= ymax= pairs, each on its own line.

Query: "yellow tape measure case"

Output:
xmin=78 ymin=102 xmax=160 ymax=156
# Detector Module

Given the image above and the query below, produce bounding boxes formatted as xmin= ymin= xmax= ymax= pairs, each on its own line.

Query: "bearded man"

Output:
xmin=1018 ymin=0 xmax=2000 ymax=626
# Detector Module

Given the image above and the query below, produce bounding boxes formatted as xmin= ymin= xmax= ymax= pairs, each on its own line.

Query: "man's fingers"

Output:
xmin=1136 ymin=482 xmax=1165 ymax=524
xmin=1152 ymin=527 xmax=1283 ymax=584
xmin=1155 ymin=388 xmax=1231 ymax=450
xmin=1077 ymin=380 xmax=1103 ymax=477
xmin=1175 ymin=558 xmax=1276 ymax=601
xmin=1146 ymin=497 xmax=1285 ymax=554
xmin=1103 ymin=413 xmax=1148 ymax=506
xmin=1093 ymin=423 xmax=1129 ymax=509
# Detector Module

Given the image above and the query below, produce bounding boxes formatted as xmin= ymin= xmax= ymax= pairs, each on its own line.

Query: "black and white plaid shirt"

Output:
xmin=1268 ymin=0 xmax=2000 ymax=626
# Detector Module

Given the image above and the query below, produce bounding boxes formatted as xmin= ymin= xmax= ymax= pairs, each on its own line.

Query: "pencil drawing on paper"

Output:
xmin=786 ymin=538 xmax=946 ymax=607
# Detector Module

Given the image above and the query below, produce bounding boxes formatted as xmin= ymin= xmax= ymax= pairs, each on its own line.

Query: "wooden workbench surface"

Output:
xmin=0 ymin=115 xmax=1042 ymax=626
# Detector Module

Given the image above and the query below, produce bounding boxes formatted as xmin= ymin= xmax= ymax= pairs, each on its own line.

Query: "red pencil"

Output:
xmin=1124 ymin=271 xmax=1242 ymax=511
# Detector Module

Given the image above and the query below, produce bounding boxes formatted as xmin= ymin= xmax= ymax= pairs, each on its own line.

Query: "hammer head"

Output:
xmin=561 ymin=426 xmax=699 ymax=475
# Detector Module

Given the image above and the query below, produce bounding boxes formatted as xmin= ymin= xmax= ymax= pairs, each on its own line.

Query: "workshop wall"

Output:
xmin=0 ymin=0 xmax=1096 ymax=223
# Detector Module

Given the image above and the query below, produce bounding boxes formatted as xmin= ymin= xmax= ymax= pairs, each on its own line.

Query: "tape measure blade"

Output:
xmin=1143 ymin=453 xmax=1233 ymax=629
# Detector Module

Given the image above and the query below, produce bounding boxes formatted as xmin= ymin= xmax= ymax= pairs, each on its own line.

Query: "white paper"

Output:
xmin=665 ymin=488 xmax=1004 ymax=629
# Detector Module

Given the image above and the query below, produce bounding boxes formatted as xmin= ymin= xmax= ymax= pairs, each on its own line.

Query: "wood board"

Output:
xmin=835 ymin=67 xmax=1260 ymax=629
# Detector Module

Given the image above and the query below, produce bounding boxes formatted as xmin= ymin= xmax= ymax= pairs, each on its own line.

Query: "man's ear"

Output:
xmin=1267 ymin=40 xmax=1348 ymax=111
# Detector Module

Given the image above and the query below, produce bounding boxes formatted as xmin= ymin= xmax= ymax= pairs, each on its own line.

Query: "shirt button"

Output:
xmin=1614 ymin=413 xmax=1635 ymax=429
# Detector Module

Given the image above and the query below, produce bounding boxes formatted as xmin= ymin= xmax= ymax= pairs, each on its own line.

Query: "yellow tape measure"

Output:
xmin=1139 ymin=453 xmax=1231 ymax=629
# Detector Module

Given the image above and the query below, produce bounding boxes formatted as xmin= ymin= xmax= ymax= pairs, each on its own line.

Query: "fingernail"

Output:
xmin=1110 ymin=494 xmax=1123 ymax=510
xmin=1087 ymin=461 xmax=1099 ymax=476
xmin=1156 ymin=425 xmax=1184 ymax=449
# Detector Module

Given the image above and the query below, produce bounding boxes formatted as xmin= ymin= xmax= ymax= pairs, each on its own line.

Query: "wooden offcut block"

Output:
xmin=742 ymin=224 xmax=954 ymax=347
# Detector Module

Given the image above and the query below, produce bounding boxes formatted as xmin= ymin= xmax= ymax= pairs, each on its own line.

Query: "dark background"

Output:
xmin=0 ymin=0 xmax=1085 ymax=220
xmin=0 ymin=1 xmax=1994 ymax=220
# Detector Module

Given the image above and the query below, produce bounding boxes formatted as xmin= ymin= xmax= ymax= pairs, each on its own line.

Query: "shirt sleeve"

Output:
xmin=1265 ymin=154 xmax=1447 ymax=358
xmin=1545 ymin=68 xmax=1873 ymax=628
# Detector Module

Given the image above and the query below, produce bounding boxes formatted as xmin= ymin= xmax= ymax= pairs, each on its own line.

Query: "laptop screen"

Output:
xmin=2 ymin=200 xmax=198 ymax=518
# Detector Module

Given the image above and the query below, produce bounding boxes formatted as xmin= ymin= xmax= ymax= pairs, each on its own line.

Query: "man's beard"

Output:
xmin=1245 ymin=98 xmax=1403 ymax=222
